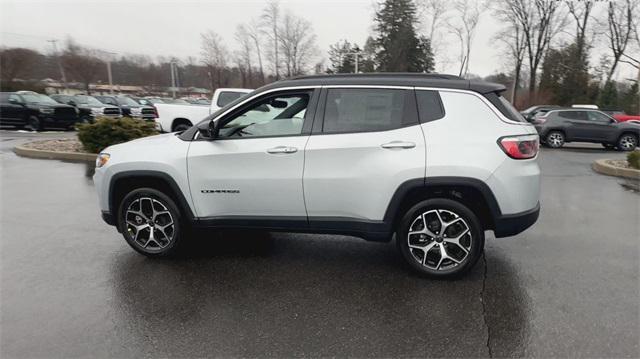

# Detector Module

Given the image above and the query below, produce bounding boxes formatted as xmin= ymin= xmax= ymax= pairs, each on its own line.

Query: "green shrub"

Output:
xmin=77 ymin=117 xmax=158 ymax=153
xmin=628 ymin=150 xmax=640 ymax=170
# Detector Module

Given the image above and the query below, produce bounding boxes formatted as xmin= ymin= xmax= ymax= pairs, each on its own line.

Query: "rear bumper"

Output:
xmin=493 ymin=202 xmax=540 ymax=238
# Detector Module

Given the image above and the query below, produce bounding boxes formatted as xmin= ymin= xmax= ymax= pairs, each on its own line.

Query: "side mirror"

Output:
xmin=197 ymin=120 xmax=220 ymax=139
xmin=68 ymin=100 xmax=77 ymax=106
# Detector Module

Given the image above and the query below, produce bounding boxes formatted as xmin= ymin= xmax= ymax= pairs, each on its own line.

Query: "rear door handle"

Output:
xmin=381 ymin=141 xmax=416 ymax=149
xmin=267 ymin=146 xmax=298 ymax=154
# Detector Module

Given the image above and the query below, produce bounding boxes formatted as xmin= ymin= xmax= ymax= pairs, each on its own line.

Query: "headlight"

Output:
xmin=96 ymin=153 xmax=110 ymax=168
xmin=39 ymin=108 xmax=54 ymax=114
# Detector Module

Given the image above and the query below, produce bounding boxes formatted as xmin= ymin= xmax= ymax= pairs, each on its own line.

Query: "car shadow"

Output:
xmin=108 ymin=232 xmax=530 ymax=357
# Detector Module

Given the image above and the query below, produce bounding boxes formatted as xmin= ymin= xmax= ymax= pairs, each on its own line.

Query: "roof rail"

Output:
xmin=291 ymin=73 xmax=465 ymax=81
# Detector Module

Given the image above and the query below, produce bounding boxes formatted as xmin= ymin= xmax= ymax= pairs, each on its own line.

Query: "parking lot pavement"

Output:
xmin=0 ymin=136 xmax=638 ymax=358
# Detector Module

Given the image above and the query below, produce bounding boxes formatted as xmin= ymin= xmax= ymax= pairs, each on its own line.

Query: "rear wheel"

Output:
xmin=117 ymin=188 xmax=184 ymax=257
xmin=396 ymin=198 xmax=484 ymax=278
xmin=617 ymin=134 xmax=638 ymax=151
xmin=546 ymin=131 xmax=565 ymax=148
xmin=172 ymin=121 xmax=192 ymax=132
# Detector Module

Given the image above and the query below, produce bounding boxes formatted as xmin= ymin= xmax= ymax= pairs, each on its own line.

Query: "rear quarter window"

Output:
xmin=483 ymin=92 xmax=526 ymax=123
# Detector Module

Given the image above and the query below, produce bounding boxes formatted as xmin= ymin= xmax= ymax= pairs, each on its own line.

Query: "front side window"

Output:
xmin=217 ymin=91 xmax=247 ymax=107
xmin=588 ymin=111 xmax=613 ymax=122
xmin=218 ymin=92 xmax=310 ymax=139
xmin=323 ymin=88 xmax=411 ymax=133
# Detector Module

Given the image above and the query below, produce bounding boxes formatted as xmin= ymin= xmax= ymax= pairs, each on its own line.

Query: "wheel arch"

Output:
xmin=108 ymin=170 xmax=195 ymax=222
xmin=171 ymin=118 xmax=193 ymax=132
xmin=384 ymin=177 xmax=501 ymax=232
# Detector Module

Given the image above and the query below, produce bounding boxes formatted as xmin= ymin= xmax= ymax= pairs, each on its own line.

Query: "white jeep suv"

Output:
xmin=94 ymin=74 xmax=540 ymax=278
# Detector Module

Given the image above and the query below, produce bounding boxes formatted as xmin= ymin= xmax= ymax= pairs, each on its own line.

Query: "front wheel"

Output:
xmin=617 ymin=134 xmax=638 ymax=151
xmin=25 ymin=116 xmax=42 ymax=132
xmin=117 ymin=188 xmax=184 ymax=257
xmin=396 ymin=198 xmax=484 ymax=278
xmin=546 ymin=131 xmax=565 ymax=148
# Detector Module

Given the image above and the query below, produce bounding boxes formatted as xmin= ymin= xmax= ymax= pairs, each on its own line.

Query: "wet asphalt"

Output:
xmin=0 ymin=130 xmax=638 ymax=358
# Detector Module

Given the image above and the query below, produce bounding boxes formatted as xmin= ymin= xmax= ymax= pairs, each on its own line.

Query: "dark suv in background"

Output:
xmin=51 ymin=94 xmax=122 ymax=123
xmin=94 ymin=95 xmax=156 ymax=121
xmin=533 ymin=109 xmax=639 ymax=151
xmin=0 ymin=91 xmax=79 ymax=131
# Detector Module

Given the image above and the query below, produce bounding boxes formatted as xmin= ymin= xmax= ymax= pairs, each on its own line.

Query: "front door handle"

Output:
xmin=381 ymin=141 xmax=416 ymax=149
xmin=267 ymin=146 xmax=298 ymax=154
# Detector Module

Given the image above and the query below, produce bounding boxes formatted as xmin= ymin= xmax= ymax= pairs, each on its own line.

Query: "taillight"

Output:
xmin=532 ymin=117 xmax=546 ymax=124
xmin=152 ymin=105 xmax=158 ymax=118
xmin=498 ymin=135 xmax=539 ymax=159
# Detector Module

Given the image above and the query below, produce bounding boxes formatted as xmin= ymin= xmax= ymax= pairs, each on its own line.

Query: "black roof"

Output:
xmin=257 ymin=73 xmax=506 ymax=94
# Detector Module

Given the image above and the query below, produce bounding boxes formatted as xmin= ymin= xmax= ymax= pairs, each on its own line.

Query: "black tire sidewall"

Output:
xmin=174 ymin=124 xmax=190 ymax=132
xmin=396 ymin=198 xmax=485 ymax=279
xmin=117 ymin=188 xmax=183 ymax=257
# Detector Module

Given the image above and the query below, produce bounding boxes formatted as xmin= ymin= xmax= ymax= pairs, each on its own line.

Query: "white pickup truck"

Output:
xmin=154 ymin=88 xmax=252 ymax=132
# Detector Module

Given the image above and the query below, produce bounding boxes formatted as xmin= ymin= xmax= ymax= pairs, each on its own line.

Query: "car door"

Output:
xmin=560 ymin=110 xmax=591 ymax=140
xmin=586 ymin=111 xmax=617 ymax=140
xmin=303 ymin=87 xmax=425 ymax=226
xmin=0 ymin=94 xmax=26 ymax=125
xmin=187 ymin=88 xmax=319 ymax=223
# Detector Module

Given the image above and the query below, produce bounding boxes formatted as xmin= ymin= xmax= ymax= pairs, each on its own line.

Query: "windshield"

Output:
xmin=21 ymin=93 xmax=59 ymax=105
xmin=116 ymin=97 xmax=139 ymax=106
xmin=75 ymin=95 xmax=103 ymax=106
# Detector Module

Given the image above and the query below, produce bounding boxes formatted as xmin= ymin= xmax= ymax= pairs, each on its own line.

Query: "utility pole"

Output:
xmin=170 ymin=61 xmax=177 ymax=99
xmin=97 ymin=50 xmax=117 ymax=94
xmin=47 ymin=39 xmax=67 ymax=90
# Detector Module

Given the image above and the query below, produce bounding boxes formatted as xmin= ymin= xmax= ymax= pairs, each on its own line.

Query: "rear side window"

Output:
xmin=217 ymin=91 xmax=246 ymax=107
xmin=557 ymin=111 xmax=587 ymax=121
xmin=484 ymin=92 xmax=526 ymax=122
xmin=415 ymin=90 xmax=445 ymax=123
xmin=322 ymin=88 xmax=416 ymax=133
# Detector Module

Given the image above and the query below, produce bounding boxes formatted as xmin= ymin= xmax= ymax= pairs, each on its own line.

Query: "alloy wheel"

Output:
xmin=619 ymin=135 xmax=637 ymax=151
xmin=407 ymin=209 xmax=472 ymax=271
xmin=125 ymin=197 xmax=175 ymax=251
xmin=547 ymin=132 xmax=563 ymax=148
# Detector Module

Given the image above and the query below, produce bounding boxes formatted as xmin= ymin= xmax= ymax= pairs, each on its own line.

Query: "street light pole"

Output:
xmin=47 ymin=39 xmax=67 ymax=90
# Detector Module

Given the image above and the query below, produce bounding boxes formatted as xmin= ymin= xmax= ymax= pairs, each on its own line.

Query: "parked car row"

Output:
xmin=0 ymin=91 xmax=161 ymax=131
xmin=528 ymin=107 xmax=639 ymax=151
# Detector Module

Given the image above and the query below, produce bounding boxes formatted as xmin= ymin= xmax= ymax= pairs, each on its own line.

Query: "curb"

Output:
xmin=592 ymin=159 xmax=640 ymax=180
xmin=14 ymin=145 xmax=96 ymax=163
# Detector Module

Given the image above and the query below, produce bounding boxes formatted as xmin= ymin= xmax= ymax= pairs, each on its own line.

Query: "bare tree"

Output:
xmin=602 ymin=0 xmax=638 ymax=83
xmin=235 ymin=24 xmax=253 ymax=87
xmin=278 ymin=12 xmax=318 ymax=77
xmin=417 ymin=0 xmax=448 ymax=44
xmin=261 ymin=0 xmax=281 ymax=80
xmin=448 ymin=0 xmax=482 ymax=77
xmin=567 ymin=0 xmax=594 ymax=52
xmin=247 ymin=19 xmax=265 ymax=84
xmin=499 ymin=0 xmax=565 ymax=101
xmin=60 ymin=40 xmax=104 ymax=93
xmin=0 ymin=47 xmax=40 ymax=82
xmin=200 ymin=30 xmax=228 ymax=90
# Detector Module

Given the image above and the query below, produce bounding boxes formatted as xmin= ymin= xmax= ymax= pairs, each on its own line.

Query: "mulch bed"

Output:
xmin=21 ymin=139 xmax=89 ymax=153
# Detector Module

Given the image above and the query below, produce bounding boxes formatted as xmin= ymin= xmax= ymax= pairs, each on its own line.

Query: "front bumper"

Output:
xmin=101 ymin=211 xmax=116 ymax=226
xmin=493 ymin=202 xmax=540 ymax=238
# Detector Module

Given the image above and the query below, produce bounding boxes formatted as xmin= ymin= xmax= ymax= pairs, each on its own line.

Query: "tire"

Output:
xmin=617 ymin=133 xmax=638 ymax=152
xmin=25 ymin=116 xmax=42 ymax=132
xmin=117 ymin=188 xmax=184 ymax=257
xmin=173 ymin=123 xmax=191 ymax=132
xmin=396 ymin=198 xmax=484 ymax=279
xmin=545 ymin=131 xmax=565 ymax=148
xmin=80 ymin=115 xmax=91 ymax=124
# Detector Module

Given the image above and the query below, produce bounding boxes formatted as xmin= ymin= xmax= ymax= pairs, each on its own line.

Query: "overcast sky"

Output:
xmin=0 ymin=0 xmax=637 ymax=80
